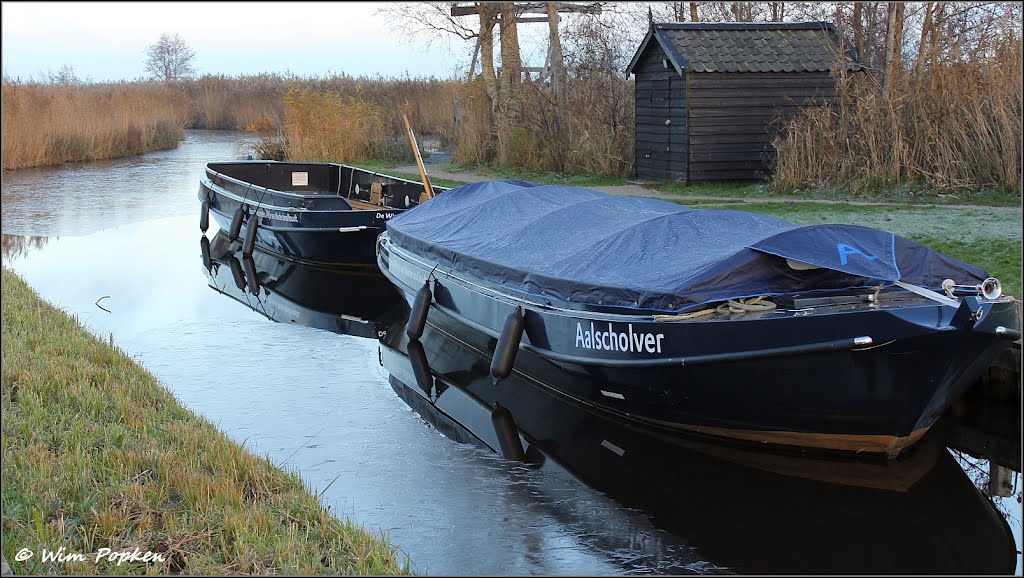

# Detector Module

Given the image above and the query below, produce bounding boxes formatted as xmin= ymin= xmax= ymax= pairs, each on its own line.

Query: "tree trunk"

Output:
xmin=498 ymin=1 xmax=522 ymax=116
xmin=689 ymin=2 xmax=699 ymax=22
xmin=883 ymin=1 xmax=905 ymax=100
xmin=673 ymin=2 xmax=685 ymax=21
xmin=546 ymin=2 xmax=568 ymax=166
xmin=915 ymin=1 xmax=933 ymax=76
xmin=852 ymin=2 xmax=865 ymax=66
xmin=467 ymin=38 xmax=481 ymax=81
xmin=731 ymin=2 xmax=753 ymax=22
xmin=929 ymin=2 xmax=944 ymax=68
xmin=479 ymin=3 xmax=499 ymax=114
xmin=546 ymin=2 xmax=566 ymax=105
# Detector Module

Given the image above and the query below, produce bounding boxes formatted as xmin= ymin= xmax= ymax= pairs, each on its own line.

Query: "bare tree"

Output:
xmin=47 ymin=64 xmax=81 ymax=85
xmin=546 ymin=1 xmax=568 ymax=152
xmin=144 ymin=33 xmax=196 ymax=81
xmin=852 ymin=3 xmax=866 ymax=64
xmin=915 ymin=1 xmax=935 ymax=75
xmin=546 ymin=2 xmax=568 ymax=103
xmin=498 ymin=1 xmax=523 ymax=112
xmin=883 ymin=1 xmax=905 ymax=99
xmin=480 ymin=3 xmax=500 ymax=113
xmin=376 ymin=2 xmax=481 ymax=78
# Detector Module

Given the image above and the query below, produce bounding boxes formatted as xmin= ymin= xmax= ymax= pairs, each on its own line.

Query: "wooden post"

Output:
xmin=402 ymin=113 xmax=434 ymax=202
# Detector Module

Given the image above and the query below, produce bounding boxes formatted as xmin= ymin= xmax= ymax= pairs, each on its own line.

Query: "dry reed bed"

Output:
xmin=773 ymin=38 xmax=1022 ymax=196
xmin=1 ymin=74 xmax=457 ymax=171
xmin=451 ymin=75 xmax=634 ymax=178
xmin=6 ymin=52 xmax=1021 ymax=199
xmin=268 ymin=84 xmax=457 ymax=164
xmin=185 ymin=73 xmax=457 ymax=138
xmin=1 ymin=82 xmax=189 ymax=171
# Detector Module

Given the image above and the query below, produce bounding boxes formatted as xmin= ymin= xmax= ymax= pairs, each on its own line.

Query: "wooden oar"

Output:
xmin=402 ymin=113 xmax=435 ymax=202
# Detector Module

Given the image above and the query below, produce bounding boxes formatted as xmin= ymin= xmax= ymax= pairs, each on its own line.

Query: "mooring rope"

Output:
xmin=653 ymin=296 xmax=777 ymax=322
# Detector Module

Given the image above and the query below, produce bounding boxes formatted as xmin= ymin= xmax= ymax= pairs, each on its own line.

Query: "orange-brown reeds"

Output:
xmin=182 ymin=73 xmax=457 ymax=138
xmin=278 ymin=87 xmax=406 ymax=164
xmin=773 ymin=37 xmax=1022 ymax=196
xmin=452 ymin=74 xmax=634 ymax=178
xmin=1 ymin=80 xmax=189 ymax=171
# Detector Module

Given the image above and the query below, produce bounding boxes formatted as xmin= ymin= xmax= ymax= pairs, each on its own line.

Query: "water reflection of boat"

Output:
xmin=202 ymin=231 xmax=406 ymax=339
xmin=198 ymin=161 xmax=448 ymax=266
xmin=377 ymin=180 xmax=1021 ymax=458
xmin=379 ymin=319 xmax=1017 ymax=575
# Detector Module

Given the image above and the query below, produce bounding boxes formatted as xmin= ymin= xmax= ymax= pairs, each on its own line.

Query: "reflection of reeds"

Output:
xmin=1 ymin=234 xmax=51 ymax=260
xmin=773 ymin=38 xmax=1022 ymax=196
xmin=1 ymin=81 xmax=189 ymax=170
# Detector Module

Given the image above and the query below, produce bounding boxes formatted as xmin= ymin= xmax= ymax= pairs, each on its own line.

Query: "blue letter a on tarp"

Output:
xmin=837 ymin=243 xmax=878 ymax=265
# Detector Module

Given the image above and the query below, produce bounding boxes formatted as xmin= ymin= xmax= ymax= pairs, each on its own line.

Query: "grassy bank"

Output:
xmin=655 ymin=181 xmax=1021 ymax=208
xmin=692 ymin=201 xmax=1023 ymax=298
xmin=435 ymin=162 xmax=628 ymax=187
xmin=0 ymin=269 xmax=411 ymax=575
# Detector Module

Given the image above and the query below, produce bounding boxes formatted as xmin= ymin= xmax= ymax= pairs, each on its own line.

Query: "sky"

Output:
xmin=0 ymin=1 xmax=490 ymax=81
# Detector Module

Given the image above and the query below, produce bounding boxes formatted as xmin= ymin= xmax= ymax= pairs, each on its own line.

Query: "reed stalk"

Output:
xmin=772 ymin=37 xmax=1022 ymax=197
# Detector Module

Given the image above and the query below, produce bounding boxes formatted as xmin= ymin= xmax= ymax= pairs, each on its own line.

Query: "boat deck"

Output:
xmin=347 ymin=198 xmax=384 ymax=211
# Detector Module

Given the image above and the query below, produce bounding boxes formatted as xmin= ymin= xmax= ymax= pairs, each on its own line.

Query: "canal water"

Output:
xmin=2 ymin=130 xmax=1020 ymax=575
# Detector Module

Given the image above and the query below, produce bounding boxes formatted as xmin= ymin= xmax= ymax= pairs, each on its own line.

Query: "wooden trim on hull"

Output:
xmin=649 ymin=420 xmax=931 ymax=459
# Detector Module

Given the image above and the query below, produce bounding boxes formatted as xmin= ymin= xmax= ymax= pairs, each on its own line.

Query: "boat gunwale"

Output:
xmin=203 ymin=161 xmax=448 ymax=215
xmin=207 ymin=160 xmax=427 ymax=193
xmin=203 ymin=161 xmax=447 ymax=208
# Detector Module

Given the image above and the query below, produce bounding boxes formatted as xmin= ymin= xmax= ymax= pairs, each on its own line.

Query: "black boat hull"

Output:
xmin=206 ymin=204 xmax=386 ymax=264
xmin=378 ymin=234 xmax=1021 ymax=457
xmin=199 ymin=161 xmax=446 ymax=266
xmin=378 ymin=320 xmax=1017 ymax=574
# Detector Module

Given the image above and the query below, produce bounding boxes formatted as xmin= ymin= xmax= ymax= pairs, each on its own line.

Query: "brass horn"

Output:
xmin=941 ymin=277 xmax=1002 ymax=300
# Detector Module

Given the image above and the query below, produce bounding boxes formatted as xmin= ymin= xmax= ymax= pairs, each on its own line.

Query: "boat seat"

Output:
xmin=370 ymin=182 xmax=384 ymax=205
xmin=348 ymin=198 xmax=383 ymax=211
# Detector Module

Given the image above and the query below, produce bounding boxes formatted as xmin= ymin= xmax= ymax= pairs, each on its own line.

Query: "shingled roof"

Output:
xmin=626 ymin=22 xmax=862 ymax=75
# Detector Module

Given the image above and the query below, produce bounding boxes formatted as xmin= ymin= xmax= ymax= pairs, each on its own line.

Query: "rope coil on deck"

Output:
xmin=654 ymin=296 xmax=777 ymax=322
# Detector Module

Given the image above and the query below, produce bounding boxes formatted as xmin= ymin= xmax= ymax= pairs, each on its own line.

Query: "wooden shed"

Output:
xmin=626 ymin=22 xmax=861 ymax=182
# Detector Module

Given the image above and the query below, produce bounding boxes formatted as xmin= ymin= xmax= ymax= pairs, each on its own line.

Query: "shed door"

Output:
xmin=635 ymin=74 xmax=687 ymax=181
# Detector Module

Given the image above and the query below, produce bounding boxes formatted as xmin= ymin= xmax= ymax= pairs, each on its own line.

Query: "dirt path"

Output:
xmin=395 ymin=163 xmax=1022 ymax=212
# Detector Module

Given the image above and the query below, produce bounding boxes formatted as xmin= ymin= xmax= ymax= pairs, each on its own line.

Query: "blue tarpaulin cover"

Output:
xmin=386 ymin=180 xmax=989 ymax=312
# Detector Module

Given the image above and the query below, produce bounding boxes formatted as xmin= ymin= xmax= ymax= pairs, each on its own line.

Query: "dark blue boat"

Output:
xmin=198 ymin=161 xmax=448 ymax=265
xmin=378 ymin=312 xmax=1017 ymax=574
xmin=377 ymin=180 xmax=1021 ymax=457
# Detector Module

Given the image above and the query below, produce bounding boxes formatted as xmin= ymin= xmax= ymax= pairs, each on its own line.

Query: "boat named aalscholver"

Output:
xmin=376 ymin=179 xmax=1021 ymax=458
